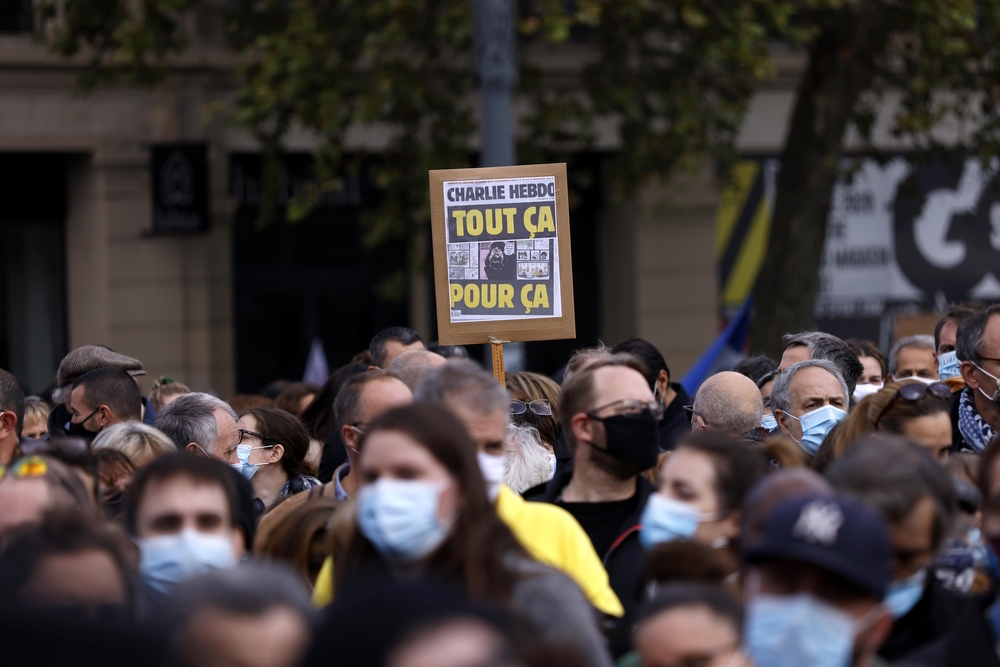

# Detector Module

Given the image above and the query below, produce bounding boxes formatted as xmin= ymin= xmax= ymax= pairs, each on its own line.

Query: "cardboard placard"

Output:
xmin=430 ymin=164 xmax=575 ymax=345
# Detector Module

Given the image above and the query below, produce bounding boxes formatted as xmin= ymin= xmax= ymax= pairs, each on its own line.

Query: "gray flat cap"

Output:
xmin=56 ymin=345 xmax=146 ymax=387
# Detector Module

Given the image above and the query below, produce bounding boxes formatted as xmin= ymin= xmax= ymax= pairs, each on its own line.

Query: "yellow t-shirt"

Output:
xmin=312 ymin=485 xmax=623 ymax=617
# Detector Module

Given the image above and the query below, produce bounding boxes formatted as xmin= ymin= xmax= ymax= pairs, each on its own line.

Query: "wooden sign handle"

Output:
xmin=489 ymin=337 xmax=507 ymax=386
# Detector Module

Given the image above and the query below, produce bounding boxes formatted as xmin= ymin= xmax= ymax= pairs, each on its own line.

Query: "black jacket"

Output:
xmin=535 ymin=470 xmax=656 ymax=657
xmin=659 ymin=383 xmax=692 ymax=451
xmin=879 ymin=577 xmax=982 ymax=662
xmin=896 ymin=597 xmax=1000 ymax=667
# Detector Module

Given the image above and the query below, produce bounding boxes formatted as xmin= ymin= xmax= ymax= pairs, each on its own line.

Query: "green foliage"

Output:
xmin=37 ymin=0 xmax=1000 ymax=316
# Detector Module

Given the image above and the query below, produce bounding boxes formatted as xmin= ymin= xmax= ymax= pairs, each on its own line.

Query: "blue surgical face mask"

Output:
xmin=137 ymin=528 xmax=236 ymax=594
xmin=639 ymin=493 xmax=724 ymax=550
xmin=784 ymin=405 xmax=847 ymax=456
xmin=761 ymin=413 xmax=778 ymax=433
xmin=884 ymin=569 xmax=926 ymax=619
xmin=357 ymin=478 xmax=454 ymax=563
xmin=231 ymin=443 xmax=271 ymax=480
xmin=938 ymin=351 xmax=960 ymax=381
xmin=746 ymin=593 xmax=875 ymax=667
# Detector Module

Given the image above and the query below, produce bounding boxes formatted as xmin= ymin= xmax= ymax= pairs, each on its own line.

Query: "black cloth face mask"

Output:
xmin=587 ymin=409 xmax=660 ymax=469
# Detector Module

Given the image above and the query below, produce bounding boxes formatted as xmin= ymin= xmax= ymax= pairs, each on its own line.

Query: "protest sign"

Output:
xmin=429 ymin=164 xmax=575 ymax=345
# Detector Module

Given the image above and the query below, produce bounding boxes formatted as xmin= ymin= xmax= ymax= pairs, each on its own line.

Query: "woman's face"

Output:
xmin=360 ymin=429 xmax=460 ymax=524
xmin=858 ymin=356 xmax=884 ymax=385
xmin=899 ymin=412 xmax=952 ymax=461
xmin=233 ymin=414 xmax=280 ymax=467
xmin=658 ymin=449 xmax=736 ymax=546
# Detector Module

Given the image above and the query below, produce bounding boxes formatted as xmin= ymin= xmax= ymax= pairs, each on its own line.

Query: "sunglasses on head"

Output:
xmin=873 ymin=381 xmax=950 ymax=429
xmin=510 ymin=399 xmax=553 ymax=417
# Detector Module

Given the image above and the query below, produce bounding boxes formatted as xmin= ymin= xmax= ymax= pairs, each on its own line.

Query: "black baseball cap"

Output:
xmin=743 ymin=493 xmax=892 ymax=599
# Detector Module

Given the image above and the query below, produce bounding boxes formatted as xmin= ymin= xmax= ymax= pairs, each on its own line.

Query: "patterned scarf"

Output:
xmin=958 ymin=387 xmax=998 ymax=453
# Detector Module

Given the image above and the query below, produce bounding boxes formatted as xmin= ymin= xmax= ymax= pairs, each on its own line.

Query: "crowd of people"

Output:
xmin=3 ymin=304 xmax=1000 ymax=667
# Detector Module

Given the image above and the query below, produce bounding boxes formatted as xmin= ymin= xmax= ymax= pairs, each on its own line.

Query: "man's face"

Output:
xmin=381 ymin=341 xmax=426 ymax=368
xmin=890 ymin=495 xmax=936 ymax=580
xmin=963 ymin=314 xmax=1000 ymax=410
xmin=753 ymin=560 xmax=885 ymax=657
xmin=344 ymin=378 xmax=413 ymax=454
xmin=635 ymin=605 xmax=741 ymax=667
xmin=181 ymin=606 xmax=311 ymax=667
xmin=778 ymin=344 xmax=811 ymax=372
xmin=69 ymin=385 xmax=103 ymax=433
xmin=573 ymin=366 xmax=655 ymax=456
xmin=135 ymin=475 xmax=238 ymax=545
xmin=211 ymin=409 xmax=239 ymax=461
xmin=775 ymin=367 xmax=847 ymax=440
xmin=938 ymin=320 xmax=959 ymax=356
xmin=487 ymin=247 xmax=505 ymax=265
xmin=892 ymin=346 xmax=938 ymax=380
xmin=445 ymin=400 xmax=507 ymax=457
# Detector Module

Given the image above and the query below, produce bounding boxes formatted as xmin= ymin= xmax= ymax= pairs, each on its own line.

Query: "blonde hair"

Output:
xmin=149 ymin=377 xmax=191 ymax=412
xmin=23 ymin=398 xmax=51 ymax=433
xmin=91 ymin=422 xmax=177 ymax=466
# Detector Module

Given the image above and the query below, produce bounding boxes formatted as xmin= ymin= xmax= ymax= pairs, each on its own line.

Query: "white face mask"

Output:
xmin=477 ymin=452 xmax=506 ymax=502
xmin=852 ymin=382 xmax=883 ymax=402
xmin=897 ymin=375 xmax=936 ymax=385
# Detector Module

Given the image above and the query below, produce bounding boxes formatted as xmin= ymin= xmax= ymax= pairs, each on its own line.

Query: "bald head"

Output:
xmin=385 ymin=349 xmax=448 ymax=390
xmin=741 ymin=469 xmax=833 ymax=550
xmin=692 ymin=371 xmax=763 ymax=438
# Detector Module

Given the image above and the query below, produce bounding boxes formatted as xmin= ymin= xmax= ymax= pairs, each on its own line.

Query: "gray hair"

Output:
xmin=165 ymin=561 xmax=315 ymax=641
xmin=782 ymin=331 xmax=864 ymax=394
xmin=153 ymin=392 xmax=237 ymax=454
xmin=770 ymin=359 xmax=849 ymax=416
xmin=888 ymin=335 xmax=935 ymax=376
xmin=385 ymin=350 xmax=447 ymax=390
xmin=826 ymin=436 xmax=955 ymax=553
xmin=413 ymin=360 xmax=508 ymax=415
xmin=504 ymin=423 xmax=553 ymax=493
xmin=956 ymin=304 xmax=1000 ymax=363
xmin=92 ymin=422 xmax=177 ymax=463
xmin=693 ymin=372 xmax=763 ymax=438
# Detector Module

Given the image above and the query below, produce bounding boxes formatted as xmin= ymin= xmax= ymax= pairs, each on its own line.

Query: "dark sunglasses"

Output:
xmin=510 ymin=399 xmax=553 ymax=417
xmin=873 ymin=382 xmax=951 ymax=428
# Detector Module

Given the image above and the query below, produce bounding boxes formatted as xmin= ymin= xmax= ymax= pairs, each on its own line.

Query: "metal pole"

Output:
xmin=474 ymin=0 xmax=518 ymax=168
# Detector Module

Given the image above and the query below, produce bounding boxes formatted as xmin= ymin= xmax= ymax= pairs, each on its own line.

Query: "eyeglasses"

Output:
xmin=510 ymin=399 xmax=553 ymax=417
xmin=237 ymin=429 xmax=277 ymax=446
xmin=872 ymin=382 xmax=951 ymax=429
xmin=587 ymin=399 xmax=664 ymax=421
xmin=682 ymin=404 xmax=708 ymax=426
